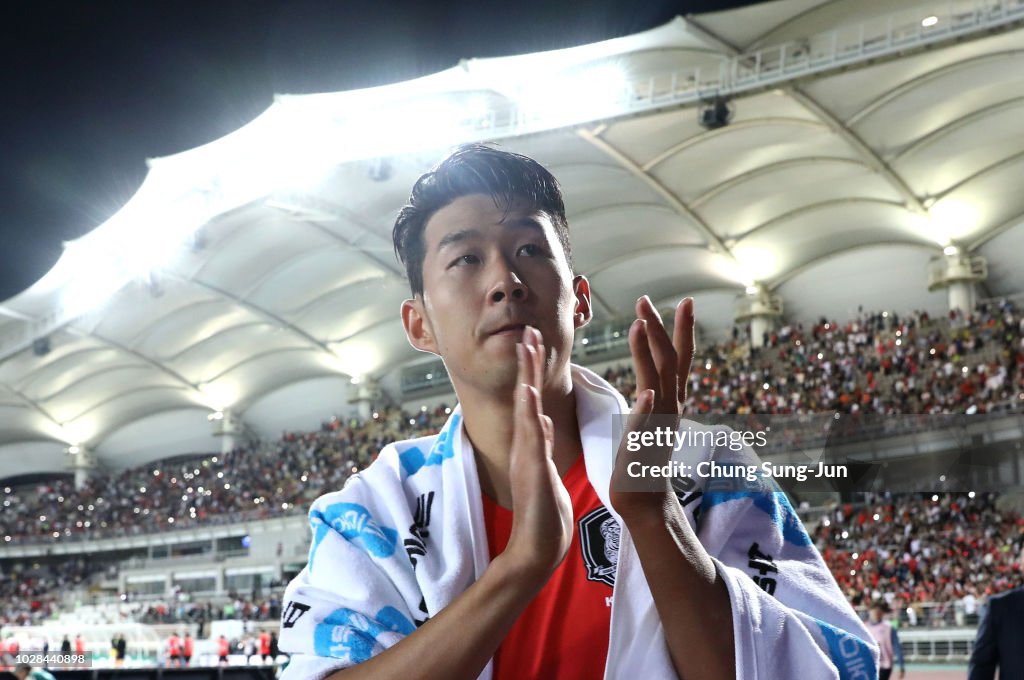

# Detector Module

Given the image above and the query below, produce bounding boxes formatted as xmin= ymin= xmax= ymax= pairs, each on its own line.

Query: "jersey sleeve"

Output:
xmin=690 ymin=431 xmax=880 ymax=680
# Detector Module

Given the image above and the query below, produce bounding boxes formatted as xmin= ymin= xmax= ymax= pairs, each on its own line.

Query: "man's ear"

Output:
xmin=572 ymin=275 xmax=593 ymax=329
xmin=401 ymin=296 xmax=439 ymax=355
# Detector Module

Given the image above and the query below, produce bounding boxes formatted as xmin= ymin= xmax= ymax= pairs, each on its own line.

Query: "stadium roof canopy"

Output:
xmin=2 ymin=0 xmax=1024 ymax=478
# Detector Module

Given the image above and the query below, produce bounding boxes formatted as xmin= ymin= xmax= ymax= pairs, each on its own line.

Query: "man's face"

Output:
xmin=402 ymin=193 xmax=590 ymax=396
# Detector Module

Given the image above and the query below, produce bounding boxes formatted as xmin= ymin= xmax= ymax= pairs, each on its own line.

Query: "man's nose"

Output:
xmin=488 ymin=263 xmax=528 ymax=303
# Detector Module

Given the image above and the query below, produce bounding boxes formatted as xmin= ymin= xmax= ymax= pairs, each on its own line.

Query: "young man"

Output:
xmin=865 ymin=603 xmax=905 ymax=680
xmin=279 ymin=145 xmax=877 ymax=679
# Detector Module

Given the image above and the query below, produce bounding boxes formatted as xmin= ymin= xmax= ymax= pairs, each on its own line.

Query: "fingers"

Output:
xmin=626 ymin=388 xmax=655 ymax=431
xmin=673 ymin=297 xmax=696 ymax=408
xmin=633 ymin=295 xmax=677 ymax=413
xmin=638 ymin=296 xmax=678 ymax=410
xmin=628 ymin=318 xmax=658 ymax=404
xmin=513 ymin=326 xmax=553 ymax=457
xmin=530 ymin=326 xmax=545 ymax=391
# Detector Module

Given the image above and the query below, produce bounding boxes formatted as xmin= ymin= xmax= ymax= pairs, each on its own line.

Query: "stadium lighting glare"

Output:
xmin=59 ymin=422 xmax=91 ymax=448
xmin=745 ymin=285 xmax=760 ymax=295
xmin=60 ymin=249 xmax=126 ymax=318
xmin=943 ymin=245 xmax=959 ymax=256
xmin=929 ymin=200 xmax=978 ymax=243
xmin=198 ymin=383 xmax=236 ymax=411
xmin=67 ymin=445 xmax=79 ymax=455
xmin=363 ymin=98 xmax=475 ymax=154
xmin=511 ymin=62 xmax=629 ymax=128
xmin=330 ymin=340 xmax=382 ymax=378
xmin=55 ymin=185 xmax=214 ymax=318
xmin=921 ymin=16 xmax=938 ymax=27
xmin=216 ymin=114 xmax=341 ymax=198
xmin=207 ymin=411 xmax=224 ymax=421
xmin=732 ymin=246 xmax=778 ymax=284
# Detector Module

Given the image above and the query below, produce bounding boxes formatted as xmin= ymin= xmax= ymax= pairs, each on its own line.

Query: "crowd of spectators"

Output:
xmin=0 ymin=405 xmax=451 ymax=544
xmin=134 ymin=593 xmax=284 ymax=628
xmin=1 ymin=299 xmax=1023 ymax=628
xmin=602 ymin=299 xmax=1023 ymax=417
xmin=0 ymin=558 xmax=110 ymax=626
xmin=814 ymin=491 xmax=1024 ymax=626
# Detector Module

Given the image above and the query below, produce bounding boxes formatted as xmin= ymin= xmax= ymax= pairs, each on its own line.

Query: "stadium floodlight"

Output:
xmin=921 ymin=16 xmax=938 ymax=27
xmin=943 ymin=245 xmax=960 ymax=256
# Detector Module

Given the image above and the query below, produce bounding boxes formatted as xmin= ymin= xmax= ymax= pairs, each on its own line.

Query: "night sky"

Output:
xmin=0 ymin=0 xmax=757 ymax=302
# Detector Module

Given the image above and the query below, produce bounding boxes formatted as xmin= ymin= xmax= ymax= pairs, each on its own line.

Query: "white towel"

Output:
xmin=279 ymin=364 xmax=878 ymax=680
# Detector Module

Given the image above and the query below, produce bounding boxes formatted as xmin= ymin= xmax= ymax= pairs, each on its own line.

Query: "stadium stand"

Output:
xmin=2 ymin=301 xmax=1021 ymax=634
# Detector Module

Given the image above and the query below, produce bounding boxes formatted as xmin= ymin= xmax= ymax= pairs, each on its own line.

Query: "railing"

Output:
xmin=455 ymin=0 xmax=1024 ymax=142
xmin=0 ymin=513 xmax=307 ymax=556
xmin=899 ymin=628 xmax=977 ymax=661
xmin=858 ymin=601 xmax=984 ymax=630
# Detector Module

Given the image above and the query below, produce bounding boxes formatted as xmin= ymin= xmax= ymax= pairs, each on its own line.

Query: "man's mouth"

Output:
xmin=490 ymin=323 xmax=528 ymax=337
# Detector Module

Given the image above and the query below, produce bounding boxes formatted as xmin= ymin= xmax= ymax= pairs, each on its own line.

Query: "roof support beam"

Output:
xmin=969 ymin=208 xmax=1024 ymax=251
xmin=642 ymin=118 xmax=827 ymax=172
xmin=265 ymin=195 xmax=404 ymax=278
xmin=62 ymin=326 xmax=207 ymax=403
xmin=0 ymin=382 xmax=64 ymax=435
xmin=893 ymin=95 xmax=1024 ymax=162
xmin=770 ymin=240 xmax=941 ymax=288
xmin=576 ymin=128 xmax=733 ymax=257
xmin=161 ymin=271 xmax=338 ymax=360
xmin=786 ymin=89 xmax=926 ymax=214
xmin=676 ymin=18 xmax=926 ymax=215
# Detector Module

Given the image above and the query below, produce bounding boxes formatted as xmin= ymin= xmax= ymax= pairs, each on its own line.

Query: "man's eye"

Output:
xmin=517 ymin=244 xmax=543 ymax=256
xmin=451 ymin=254 xmax=479 ymax=267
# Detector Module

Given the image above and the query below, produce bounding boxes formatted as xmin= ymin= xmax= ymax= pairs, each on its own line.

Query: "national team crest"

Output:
xmin=578 ymin=506 xmax=619 ymax=587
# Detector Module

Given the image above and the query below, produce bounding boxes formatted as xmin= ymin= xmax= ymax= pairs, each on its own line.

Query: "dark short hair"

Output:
xmin=392 ymin=144 xmax=573 ymax=297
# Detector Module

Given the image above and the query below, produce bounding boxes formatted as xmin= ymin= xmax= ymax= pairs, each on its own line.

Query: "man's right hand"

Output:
xmin=324 ymin=325 xmax=574 ymax=680
xmin=502 ymin=325 xmax=574 ymax=578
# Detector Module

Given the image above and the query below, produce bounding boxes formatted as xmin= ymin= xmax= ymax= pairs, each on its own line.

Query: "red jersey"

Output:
xmin=218 ymin=638 xmax=231 ymax=656
xmin=259 ymin=631 xmax=271 ymax=655
xmin=483 ymin=454 xmax=615 ymax=680
xmin=74 ymin=637 xmax=85 ymax=655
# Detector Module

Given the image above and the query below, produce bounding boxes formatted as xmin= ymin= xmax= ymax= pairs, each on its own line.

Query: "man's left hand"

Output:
xmin=608 ymin=295 xmax=695 ymax=523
